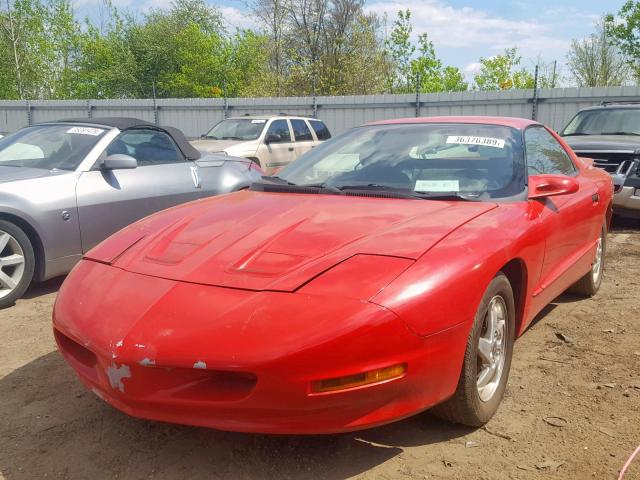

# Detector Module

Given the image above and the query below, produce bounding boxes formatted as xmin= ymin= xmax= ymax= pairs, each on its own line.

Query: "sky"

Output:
xmin=72 ymin=0 xmax=628 ymax=81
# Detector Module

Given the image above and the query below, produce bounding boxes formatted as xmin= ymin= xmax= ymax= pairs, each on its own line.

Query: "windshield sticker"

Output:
xmin=446 ymin=136 xmax=505 ymax=149
xmin=251 ymin=119 xmax=267 ymax=124
xmin=415 ymin=180 xmax=460 ymax=192
xmin=67 ymin=127 xmax=104 ymax=136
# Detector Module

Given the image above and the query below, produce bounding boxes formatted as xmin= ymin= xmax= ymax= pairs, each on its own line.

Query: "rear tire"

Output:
xmin=0 ymin=220 xmax=35 ymax=309
xmin=569 ymin=223 xmax=606 ymax=297
xmin=432 ymin=273 xmax=515 ymax=426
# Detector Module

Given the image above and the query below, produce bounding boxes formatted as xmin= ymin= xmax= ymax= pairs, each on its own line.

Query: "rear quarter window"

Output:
xmin=309 ymin=120 xmax=331 ymax=140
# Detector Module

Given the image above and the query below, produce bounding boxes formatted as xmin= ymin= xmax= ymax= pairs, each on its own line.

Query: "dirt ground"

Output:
xmin=0 ymin=219 xmax=639 ymax=480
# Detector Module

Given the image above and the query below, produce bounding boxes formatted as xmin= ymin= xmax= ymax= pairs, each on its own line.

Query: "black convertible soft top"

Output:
xmin=49 ymin=117 xmax=202 ymax=160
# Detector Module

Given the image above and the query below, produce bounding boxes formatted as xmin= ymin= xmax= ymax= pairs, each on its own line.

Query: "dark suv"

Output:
xmin=561 ymin=103 xmax=640 ymax=218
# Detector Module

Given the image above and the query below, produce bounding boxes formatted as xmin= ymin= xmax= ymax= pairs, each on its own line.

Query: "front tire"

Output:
xmin=433 ymin=273 xmax=515 ymax=426
xmin=0 ymin=220 xmax=35 ymax=309
xmin=569 ymin=223 xmax=606 ymax=297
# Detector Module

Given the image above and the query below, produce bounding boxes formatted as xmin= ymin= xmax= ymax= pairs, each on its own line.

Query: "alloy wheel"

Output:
xmin=592 ymin=234 xmax=603 ymax=284
xmin=0 ymin=230 xmax=26 ymax=300
xmin=477 ymin=295 xmax=508 ymax=402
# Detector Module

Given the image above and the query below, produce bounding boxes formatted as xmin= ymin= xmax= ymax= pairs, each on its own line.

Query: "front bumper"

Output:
xmin=613 ymin=186 xmax=640 ymax=218
xmin=53 ymin=260 xmax=468 ymax=434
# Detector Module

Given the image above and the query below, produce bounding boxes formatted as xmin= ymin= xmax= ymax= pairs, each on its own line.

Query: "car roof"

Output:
xmin=227 ymin=115 xmax=321 ymax=121
xmin=576 ymin=104 xmax=640 ymax=112
xmin=38 ymin=117 xmax=201 ymax=160
xmin=53 ymin=117 xmax=153 ymax=130
xmin=366 ymin=116 xmax=540 ymax=129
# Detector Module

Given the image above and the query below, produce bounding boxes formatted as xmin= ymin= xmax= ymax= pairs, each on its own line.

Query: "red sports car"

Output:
xmin=53 ymin=117 xmax=612 ymax=433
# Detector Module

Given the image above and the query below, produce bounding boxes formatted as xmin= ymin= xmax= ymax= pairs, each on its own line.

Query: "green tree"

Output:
xmin=0 ymin=0 xmax=49 ymax=99
xmin=329 ymin=14 xmax=391 ymax=95
xmin=473 ymin=47 xmax=535 ymax=90
xmin=385 ymin=9 xmax=414 ymax=92
xmin=605 ymin=2 xmax=640 ymax=79
xmin=0 ymin=0 xmax=473 ymax=99
xmin=411 ymin=33 xmax=440 ymax=91
xmin=318 ymin=10 xmax=390 ymax=95
xmin=441 ymin=66 xmax=468 ymax=92
xmin=152 ymin=22 xmax=226 ymax=97
xmin=568 ymin=20 xmax=629 ymax=87
xmin=411 ymin=33 xmax=467 ymax=92
xmin=42 ymin=0 xmax=81 ymax=98
xmin=74 ymin=5 xmax=139 ymax=98
xmin=249 ymin=0 xmax=289 ymax=95
xmin=220 ymin=30 xmax=271 ymax=97
xmin=127 ymin=0 xmax=226 ymax=98
xmin=385 ymin=12 xmax=467 ymax=93
xmin=0 ymin=0 xmax=81 ymax=99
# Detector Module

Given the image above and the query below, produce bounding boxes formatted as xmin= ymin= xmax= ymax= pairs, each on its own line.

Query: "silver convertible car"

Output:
xmin=0 ymin=117 xmax=262 ymax=307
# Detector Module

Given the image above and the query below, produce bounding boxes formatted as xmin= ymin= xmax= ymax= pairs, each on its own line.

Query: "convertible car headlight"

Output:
xmin=297 ymin=254 xmax=414 ymax=301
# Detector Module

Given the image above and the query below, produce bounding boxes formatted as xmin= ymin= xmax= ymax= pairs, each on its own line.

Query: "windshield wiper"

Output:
xmin=561 ymin=133 xmax=593 ymax=136
xmin=328 ymin=184 xmax=475 ymax=200
xmin=260 ymin=175 xmax=298 ymax=185
xmin=413 ymin=192 xmax=477 ymax=201
xmin=255 ymin=180 xmax=476 ymax=200
xmin=604 ymin=131 xmax=640 ymax=136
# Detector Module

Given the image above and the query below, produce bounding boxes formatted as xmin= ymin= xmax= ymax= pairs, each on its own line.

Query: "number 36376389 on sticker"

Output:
xmin=446 ymin=135 xmax=505 ymax=148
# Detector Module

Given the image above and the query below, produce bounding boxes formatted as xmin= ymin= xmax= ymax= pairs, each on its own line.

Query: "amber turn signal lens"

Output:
xmin=311 ymin=363 xmax=407 ymax=393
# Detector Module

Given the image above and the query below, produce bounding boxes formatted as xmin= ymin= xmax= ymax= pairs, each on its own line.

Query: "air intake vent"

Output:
xmin=343 ymin=190 xmax=416 ymax=199
xmin=251 ymin=183 xmax=320 ymax=194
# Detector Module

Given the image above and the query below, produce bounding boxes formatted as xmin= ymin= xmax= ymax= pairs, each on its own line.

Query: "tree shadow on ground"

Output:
xmin=0 ymin=352 xmax=472 ymax=480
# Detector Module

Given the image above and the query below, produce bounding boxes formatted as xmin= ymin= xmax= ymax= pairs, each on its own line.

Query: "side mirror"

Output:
xmin=529 ymin=174 xmax=579 ymax=199
xmin=103 ymin=154 xmax=138 ymax=170
xmin=265 ymin=133 xmax=281 ymax=144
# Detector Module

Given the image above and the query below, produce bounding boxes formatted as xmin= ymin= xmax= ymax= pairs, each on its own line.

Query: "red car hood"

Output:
xmin=106 ymin=190 xmax=497 ymax=292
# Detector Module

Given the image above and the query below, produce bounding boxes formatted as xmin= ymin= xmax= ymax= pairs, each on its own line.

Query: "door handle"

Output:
xmin=190 ymin=165 xmax=202 ymax=189
xmin=592 ymin=193 xmax=599 ymax=204
xmin=288 ymin=147 xmax=294 ymax=152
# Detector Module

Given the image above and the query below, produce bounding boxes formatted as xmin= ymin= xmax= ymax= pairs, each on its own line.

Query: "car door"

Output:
xmin=256 ymin=119 xmax=295 ymax=174
xmin=291 ymin=119 xmax=316 ymax=158
xmin=75 ymin=128 xmax=200 ymax=252
xmin=525 ymin=126 xmax=599 ymax=288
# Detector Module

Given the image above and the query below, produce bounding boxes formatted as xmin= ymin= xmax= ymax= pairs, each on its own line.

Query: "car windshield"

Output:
xmin=276 ymin=123 xmax=526 ymax=199
xmin=0 ymin=124 xmax=108 ymax=171
xmin=562 ymin=108 xmax=640 ymax=136
xmin=205 ymin=119 xmax=267 ymax=140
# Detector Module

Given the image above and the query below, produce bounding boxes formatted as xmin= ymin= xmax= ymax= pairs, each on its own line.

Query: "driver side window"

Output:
xmin=525 ymin=127 xmax=576 ymax=176
xmin=265 ymin=120 xmax=291 ymax=143
xmin=106 ymin=129 xmax=184 ymax=167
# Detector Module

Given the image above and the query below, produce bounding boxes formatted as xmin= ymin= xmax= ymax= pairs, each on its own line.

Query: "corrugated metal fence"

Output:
xmin=1 ymin=86 xmax=640 ymax=138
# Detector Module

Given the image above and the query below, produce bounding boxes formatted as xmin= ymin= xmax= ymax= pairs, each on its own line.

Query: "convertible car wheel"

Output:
xmin=570 ymin=222 xmax=606 ymax=297
xmin=433 ymin=273 xmax=515 ymax=427
xmin=0 ymin=220 xmax=35 ymax=309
